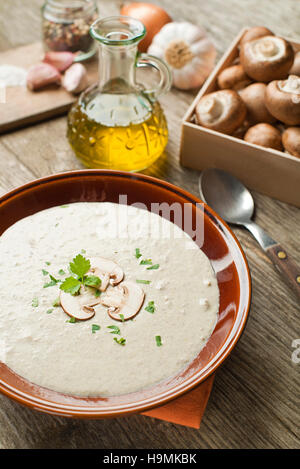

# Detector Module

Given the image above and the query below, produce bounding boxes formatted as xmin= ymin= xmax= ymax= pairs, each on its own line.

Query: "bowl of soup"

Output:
xmin=0 ymin=170 xmax=251 ymax=417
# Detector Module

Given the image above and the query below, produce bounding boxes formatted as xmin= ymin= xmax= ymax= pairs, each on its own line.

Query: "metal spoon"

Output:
xmin=199 ymin=168 xmax=300 ymax=300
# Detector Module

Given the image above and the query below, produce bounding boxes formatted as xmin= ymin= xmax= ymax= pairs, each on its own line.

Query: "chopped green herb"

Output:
xmin=60 ymin=204 xmax=69 ymax=208
xmin=43 ymin=275 xmax=60 ymax=288
xmin=92 ymin=324 xmax=101 ymax=333
xmin=60 ymin=276 xmax=81 ymax=295
xmin=155 ymin=335 xmax=162 ymax=347
xmin=135 ymin=248 xmax=142 ymax=259
xmin=94 ymin=289 xmax=101 ymax=298
xmin=42 ymin=269 xmax=49 ymax=276
xmin=55 ymin=223 xmax=59 ymax=227
xmin=145 ymin=301 xmax=155 ymax=313
xmin=107 ymin=325 xmax=121 ymax=335
xmin=140 ymin=259 xmax=152 ymax=265
xmin=81 ymin=249 xmax=86 ymax=254
xmin=58 ymin=269 xmax=66 ymax=276
xmin=66 ymin=317 xmax=76 ymax=323
xmin=52 ymin=297 xmax=60 ymax=307
xmin=119 ymin=314 xmax=125 ymax=322
xmin=114 ymin=337 xmax=126 ymax=346
xmin=136 ymin=279 xmax=151 ymax=284
xmin=147 ymin=264 xmax=160 ymax=270
xmin=45 ymin=261 xmax=51 ymax=266
xmin=46 ymin=308 xmax=53 ymax=314
xmin=32 ymin=297 xmax=39 ymax=307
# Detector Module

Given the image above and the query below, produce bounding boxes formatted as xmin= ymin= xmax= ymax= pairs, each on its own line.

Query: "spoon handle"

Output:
xmin=265 ymin=244 xmax=300 ymax=300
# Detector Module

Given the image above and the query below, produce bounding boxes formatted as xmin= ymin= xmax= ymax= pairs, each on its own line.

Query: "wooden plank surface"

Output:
xmin=0 ymin=0 xmax=299 ymax=450
xmin=0 ymin=42 xmax=98 ymax=133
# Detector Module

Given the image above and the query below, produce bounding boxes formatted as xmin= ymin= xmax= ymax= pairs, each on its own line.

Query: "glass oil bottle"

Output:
xmin=67 ymin=15 xmax=172 ymax=171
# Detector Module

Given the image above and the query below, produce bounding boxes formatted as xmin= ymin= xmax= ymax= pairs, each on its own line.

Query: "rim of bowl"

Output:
xmin=0 ymin=169 xmax=252 ymax=417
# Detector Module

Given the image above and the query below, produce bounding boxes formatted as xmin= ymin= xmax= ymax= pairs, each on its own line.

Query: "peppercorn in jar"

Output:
xmin=42 ymin=0 xmax=99 ymax=61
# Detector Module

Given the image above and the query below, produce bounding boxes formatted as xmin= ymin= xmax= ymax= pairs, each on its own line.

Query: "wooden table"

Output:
xmin=0 ymin=0 xmax=299 ymax=449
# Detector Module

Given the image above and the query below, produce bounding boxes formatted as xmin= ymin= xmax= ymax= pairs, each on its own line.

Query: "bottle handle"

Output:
xmin=136 ymin=53 xmax=172 ymax=101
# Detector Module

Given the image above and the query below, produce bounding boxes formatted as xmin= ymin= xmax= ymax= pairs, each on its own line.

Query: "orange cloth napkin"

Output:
xmin=141 ymin=374 xmax=215 ymax=429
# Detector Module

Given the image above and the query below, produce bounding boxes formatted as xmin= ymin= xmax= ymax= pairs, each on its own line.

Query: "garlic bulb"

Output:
xmin=148 ymin=22 xmax=216 ymax=90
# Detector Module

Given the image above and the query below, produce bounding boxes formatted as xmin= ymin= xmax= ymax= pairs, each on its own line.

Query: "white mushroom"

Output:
xmin=89 ymin=257 xmax=124 ymax=292
xmin=100 ymin=281 xmax=145 ymax=322
xmin=195 ymin=89 xmax=247 ymax=135
xmin=60 ymin=286 xmax=102 ymax=321
xmin=240 ymin=35 xmax=294 ymax=82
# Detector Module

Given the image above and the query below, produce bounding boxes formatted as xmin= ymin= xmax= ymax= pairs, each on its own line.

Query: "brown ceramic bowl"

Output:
xmin=0 ymin=170 xmax=251 ymax=418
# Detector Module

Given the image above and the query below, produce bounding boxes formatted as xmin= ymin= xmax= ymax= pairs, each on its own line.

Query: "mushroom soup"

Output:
xmin=0 ymin=202 xmax=219 ymax=397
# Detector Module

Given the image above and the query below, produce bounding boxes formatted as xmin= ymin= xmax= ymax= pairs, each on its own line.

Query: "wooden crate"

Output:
xmin=180 ymin=28 xmax=300 ymax=208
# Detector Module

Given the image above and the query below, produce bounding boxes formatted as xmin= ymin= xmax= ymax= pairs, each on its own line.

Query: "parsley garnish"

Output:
xmin=119 ymin=314 xmax=125 ymax=322
xmin=135 ymin=248 xmax=142 ymax=259
xmin=145 ymin=301 xmax=155 ymax=313
xmin=60 ymin=276 xmax=81 ymax=295
xmin=58 ymin=269 xmax=66 ymax=276
xmin=147 ymin=264 xmax=160 ymax=270
xmin=32 ymin=297 xmax=39 ymax=307
xmin=45 ymin=261 xmax=51 ymax=266
xmin=52 ymin=297 xmax=60 ymax=307
xmin=92 ymin=324 xmax=101 ymax=333
xmin=136 ymin=279 xmax=151 ymax=284
xmin=66 ymin=317 xmax=76 ymax=323
xmin=60 ymin=254 xmax=101 ymax=296
xmin=46 ymin=308 xmax=53 ymax=314
xmin=114 ymin=337 xmax=126 ymax=346
xmin=107 ymin=325 xmax=121 ymax=335
xmin=84 ymin=275 xmax=101 ymax=288
xmin=43 ymin=274 xmax=61 ymax=288
xmin=155 ymin=335 xmax=162 ymax=347
xmin=140 ymin=259 xmax=152 ymax=265
xmin=42 ymin=269 xmax=49 ymax=276
xmin=70 ymin=254 xmax=90 ymax=279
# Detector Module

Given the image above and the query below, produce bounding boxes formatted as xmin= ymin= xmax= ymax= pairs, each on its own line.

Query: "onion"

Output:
xmin=120 ymin=2 xmax=172 ymax=52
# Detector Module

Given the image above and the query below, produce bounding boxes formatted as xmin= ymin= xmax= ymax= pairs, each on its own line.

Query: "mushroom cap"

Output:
xmin=289 ymin=51 xmax=300 ymax=76
xmin=239 ymin=82 xmax=276 ymax=124
xmin=282 ymin=127 xmax=300 ymax=158
xmin=60 ymin=287 xmax=101 ymax=321
xmin=244 ymin=123 xmax=283 ymax=150
xmin=240 ymin=35 xmax=294 ymax=82
xmin=89 ymin=257 xmax=124 ymax=291
xmin=240 ymin=26 xmax=274 ymax=46
xmin=265 ymin=75 xmax=300 ymax=125
xmin=101 ymin=281 xmax=145 ymax=322
xmin=217 ymin=64 xmax=251 ymax=90
xmin=195 ymin=89 xmax=247 ymax=134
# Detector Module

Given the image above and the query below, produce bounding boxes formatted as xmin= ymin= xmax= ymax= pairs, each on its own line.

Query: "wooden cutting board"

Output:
xmin=0 ymin=42 xmax=98 ymax=134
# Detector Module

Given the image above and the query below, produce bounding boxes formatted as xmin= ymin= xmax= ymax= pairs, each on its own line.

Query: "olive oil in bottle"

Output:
xmin=67 ymin=89 xmax=168 ymax=171
xmin=67 ymin=16 xmax=171 ymax=172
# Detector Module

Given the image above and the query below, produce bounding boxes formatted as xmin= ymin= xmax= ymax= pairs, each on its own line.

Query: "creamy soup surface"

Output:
xmin=0 ymin=202 xmax=219 ymax=397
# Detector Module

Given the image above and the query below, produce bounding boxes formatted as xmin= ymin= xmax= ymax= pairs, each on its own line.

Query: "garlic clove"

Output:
xmin=26 ymin=63 xmax=61 ymax=91
xmin=43 ymin=51 xmax=74 ymax=72
xmin=62 ymin=63 xmax=88 ymax=94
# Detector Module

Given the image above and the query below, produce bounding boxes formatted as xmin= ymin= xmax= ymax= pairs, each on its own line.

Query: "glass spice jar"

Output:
xmin=41 ymin=0 xmax=99 ymax=61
